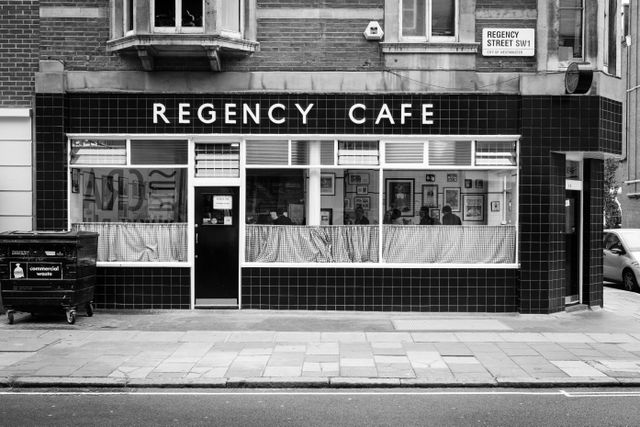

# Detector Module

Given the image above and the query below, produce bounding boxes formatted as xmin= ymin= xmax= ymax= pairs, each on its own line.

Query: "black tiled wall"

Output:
xmin=583 ymin=159 xmax=604 ymax=307
xmin=95 ymin=267 xmax=190 ymax=309
xmin=242 ymin=268 xmax=518 ymax=312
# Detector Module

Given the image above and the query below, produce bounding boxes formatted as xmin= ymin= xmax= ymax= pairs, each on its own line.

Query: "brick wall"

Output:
xmin=0 ymin=0 xmax=39 ymax=107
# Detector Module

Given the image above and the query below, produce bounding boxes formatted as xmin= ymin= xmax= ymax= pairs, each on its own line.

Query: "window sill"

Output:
xmin=380 ymin=42 xmax=480 ymax=54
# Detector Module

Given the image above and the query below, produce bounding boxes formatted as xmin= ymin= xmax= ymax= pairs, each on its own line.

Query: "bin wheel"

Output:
xmin=66 ymin=310 xmax=76 ymax=325
xmin=86 ymin=303 xmax=94 ymax=317
xmin=7 ymin=311 xmax=14 ymax=325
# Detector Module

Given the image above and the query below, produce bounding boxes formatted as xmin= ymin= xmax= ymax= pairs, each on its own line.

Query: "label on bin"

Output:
xmin=9 ymin=262 xmax=63 ymax=279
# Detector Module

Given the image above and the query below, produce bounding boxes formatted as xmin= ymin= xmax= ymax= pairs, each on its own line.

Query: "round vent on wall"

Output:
xmin=565 ymin=62 xmax=593 ymax=94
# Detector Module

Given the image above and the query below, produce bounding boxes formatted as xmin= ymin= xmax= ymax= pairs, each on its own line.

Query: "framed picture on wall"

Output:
xmin=321 ymin=173 xmax=335 ymax=195
xmin=320 ymin=208 xmax=333 ymax=225
xmin=421 ymin=184 xmax=438 ymax=208
xmin=429 ymin=208 xmax=441 ymax=222
xmin=348 ymin=173 xmax=369 ymax=185
xmin=464 ymin=179 xmax=472 ymax=189
xmin=386 ymin=179 xmax=414 ymax=216
xmin=344 ymin=198 xmax=352 ymax=210
xmin=71 ymin=168 xmax=79 ymax=193
xmin=443 ymin=187 xmax=461 ymax=212
xmin=447 ymin=173 xmax=458 ymax=183
xmin=84 ymin=171 xmax=95 ymax=198
xmin=354 ymin=196 xmax=370 ymax=211
xmin=463 ymin=195 xmax=484 ymax=221
xmin=491 ymin=201 xmax=501 ymax=212
xmin=475 ymin=179 xmax=484 ymax=189
xmin=356 ymin=185 xmax=368 ymax=195
xmin=425 ymin=174 xmax=436 ymax=182
xmin=102 ymin=176 xmax=114 ymax=211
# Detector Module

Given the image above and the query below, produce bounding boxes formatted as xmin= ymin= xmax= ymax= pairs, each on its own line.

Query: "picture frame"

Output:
xmin=348 ymin=173 xmax=369 ymax=185
xmin=84 ymin=171 xmax=95 ymax=198
xmin=421 ymin=184 xmax=438 ymax=208
xmin=102 ymin=176 xmax=114 ymax=211
xmin=429 ymin=208 xmax=441 ymax=222
xmin=425 ymin=174 xmax=436 ymax=182
xmin=386 ymin=179 xmax=414 ymax=216
xmin=464 ymin=179 xmax=472 ymax=189
xmin=447 ymin=173 xmax=458 ymax=183
xmin=443 ymin=187 xmax=461 ymax=212
xmin=320 ymin=208 xmax=333 ymax=225
xmin=353 ymin=196 xmax=370 ymax=211
xmin=463 ymin=195 xmax=485 ymax=221
xmin=320 ymin=173 xmax=335 ymax=196
xmin=475 ymin=179 xmax=484 ymax=189
xmin=71 ymin=168 xmax=79 ymax=193
xmin=356 ymin=185 xmax=368 ymax=195
xmin=344 ymin=198 xmax=352 ymax=210
xmin=490 ymin=200 xmax=501 ymax=212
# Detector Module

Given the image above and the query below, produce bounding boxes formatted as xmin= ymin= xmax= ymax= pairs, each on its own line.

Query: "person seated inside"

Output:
xmin=419 ymin=206 xmax=440 ymax=225
xmin=441 ymin=205 xmax=462 ymax=225
xmin=353 ymin=206 xmax=369 ymax=224
xmin=384 ymin=208 xmax=403 ymax=224
xmin=273 ymin=208 xmax=293 ymax=225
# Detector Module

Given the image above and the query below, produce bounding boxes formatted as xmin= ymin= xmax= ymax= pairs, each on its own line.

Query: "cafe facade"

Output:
xmin=34 ymin=91 xmax=621 ymax=313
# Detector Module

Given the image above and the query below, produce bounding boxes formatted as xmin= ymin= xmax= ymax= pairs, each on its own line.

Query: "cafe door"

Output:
xmin=564 ymin=189 xmax=581 ymax=304
xmin=194 ymin=187 xmax=239 ymax=307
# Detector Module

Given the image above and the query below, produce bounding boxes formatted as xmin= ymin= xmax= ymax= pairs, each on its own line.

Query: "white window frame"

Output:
xmin=152 ymin=0 xmax=205 ymax=34
xmin=219 ymin=0 xmax=245 ymax=39
xmin=66 ymin=135 xmax=191 ymax=268
xmin=399 ymin=0 xmax=458 ymax=43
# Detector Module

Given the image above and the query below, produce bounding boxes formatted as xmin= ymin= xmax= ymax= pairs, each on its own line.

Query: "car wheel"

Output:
xmin=622 ymin=269 xmax=639 ymax=292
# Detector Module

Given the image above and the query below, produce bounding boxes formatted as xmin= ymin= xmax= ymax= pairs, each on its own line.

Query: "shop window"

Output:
xmin=69 ymin=138 xmax=188 ymax=264
xmin=195 ymin=143 xmax=240 ymax=177
xmin=291 ymin=140 xmax=334 ymax=166
xmin=558 ymin=0 xmax=584 ymax=62
xmin=382 ymin=169 xmax=517 ymax=264
xmin=401 ymin=0 xmax=456 ymax=41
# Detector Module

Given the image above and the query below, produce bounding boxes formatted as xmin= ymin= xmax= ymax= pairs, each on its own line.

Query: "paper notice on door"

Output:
xmin=224 ymin=216 xmax=232 ymax=225
xmin=213 ymin=195 xmax=232 ymax=210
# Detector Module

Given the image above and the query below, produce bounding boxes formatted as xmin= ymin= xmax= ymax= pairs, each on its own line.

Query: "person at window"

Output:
xmin=354 ymin=206 xmax=369 ymax=225
xmin=274 ymin=208 xmax=293 ymax=225
xmin=388 ymin=208 xmax=403 ymax=225
xmin=419 ymin=206 xmax=440 ymax=225
xmin=441 ymin=205 xmax=462 ymax=225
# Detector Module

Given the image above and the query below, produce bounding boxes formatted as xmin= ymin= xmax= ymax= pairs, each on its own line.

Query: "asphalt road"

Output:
xmin=2 ymin=388 xmax=640 ymax=426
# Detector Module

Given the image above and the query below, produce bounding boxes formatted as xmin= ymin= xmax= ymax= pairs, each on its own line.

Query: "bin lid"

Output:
xmin=0 ymin=230 xmax=98 ymax=239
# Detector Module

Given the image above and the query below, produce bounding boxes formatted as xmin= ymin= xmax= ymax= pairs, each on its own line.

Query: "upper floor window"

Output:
xmin=558 ymin=0 xmax=583 ymax=61
xmin=154 ymin=0 xmax=204 ymax=32
xmin=401 ymin=0 xmax=456 ymax=41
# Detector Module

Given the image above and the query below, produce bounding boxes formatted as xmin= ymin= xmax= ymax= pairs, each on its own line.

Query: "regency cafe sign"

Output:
xmin=152 ymin=102 xmax=435 ymax=126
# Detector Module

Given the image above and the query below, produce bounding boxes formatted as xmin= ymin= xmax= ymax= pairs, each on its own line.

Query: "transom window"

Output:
xmin=401 ymin=0 xmax=457 ymax=41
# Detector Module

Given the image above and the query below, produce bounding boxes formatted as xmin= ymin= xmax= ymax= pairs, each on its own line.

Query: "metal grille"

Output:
xmin=70 ymin=139 xmax=126 ymax=165
xmin=385 ymin=142 xmax=424 ymax=164
xmin=195 ymin=143 xmax=240 ymax=177
xmin=475 ymin=141 xmax=517 ymax=166
xmin=428 ymin=140 xmax=472 ymax=166
xmin=338 ymin=141 xmax=379 ymax=165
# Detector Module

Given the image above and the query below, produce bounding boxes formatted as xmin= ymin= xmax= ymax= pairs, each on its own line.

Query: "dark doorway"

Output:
xmin=194 ymin=187 xmax=239 ymax=307
xmin=564 ymin=190 xmax=581 ymax=304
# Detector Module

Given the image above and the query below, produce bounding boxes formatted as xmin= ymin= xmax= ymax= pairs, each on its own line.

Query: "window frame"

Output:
xmin=151 ymin=0 xmax=205 ymax=34
xmin=67 ymin=136 xmax=191 ymax=267
xmin=399 ymin=0 xmax=458 ymax=43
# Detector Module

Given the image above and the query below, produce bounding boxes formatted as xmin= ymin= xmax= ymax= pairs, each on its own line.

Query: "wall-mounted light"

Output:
xmin=363 ymin=21 xmax=384 ymax=41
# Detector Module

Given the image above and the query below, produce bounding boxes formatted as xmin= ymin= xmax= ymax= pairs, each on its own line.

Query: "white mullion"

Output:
xmin=471 ymin=140 xmax=476 ymax=166
xmin=379 ymin=141 xmax=385 ymax=264
xmin=67 ymin=137 xmax=72 ymax=231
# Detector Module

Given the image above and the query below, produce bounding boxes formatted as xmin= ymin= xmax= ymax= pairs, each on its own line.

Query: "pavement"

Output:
xmin=2 ymin=285 xmax=640 ymax=389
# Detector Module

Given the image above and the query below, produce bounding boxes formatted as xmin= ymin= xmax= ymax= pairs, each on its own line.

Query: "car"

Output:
xmin=603 ymin=229 xmax=640 ymax=292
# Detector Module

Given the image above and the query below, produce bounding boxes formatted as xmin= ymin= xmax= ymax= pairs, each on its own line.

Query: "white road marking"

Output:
xmin=2 ymin=390 xmax=640 ymax=398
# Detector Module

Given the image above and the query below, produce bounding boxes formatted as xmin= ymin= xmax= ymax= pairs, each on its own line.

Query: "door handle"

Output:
xmin=195 ymin=233 xmax=198 ymax=245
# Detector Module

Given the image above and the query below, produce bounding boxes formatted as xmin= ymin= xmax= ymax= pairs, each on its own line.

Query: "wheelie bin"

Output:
xmin=0 ymin=230 xmax=99 ymax=324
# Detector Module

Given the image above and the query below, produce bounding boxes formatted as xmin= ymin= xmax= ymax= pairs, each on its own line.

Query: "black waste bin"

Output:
xmin=0 ymin=230 xmax=99 ymax=325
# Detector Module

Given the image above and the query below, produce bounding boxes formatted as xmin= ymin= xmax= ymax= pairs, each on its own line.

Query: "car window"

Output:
xmin=605 ymin=233 xmax=621 ymax=250
xmin=620 ymin=230 xmax=640 ymax=251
